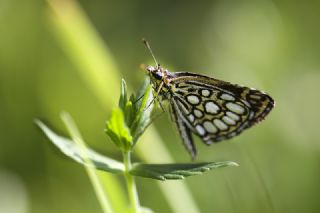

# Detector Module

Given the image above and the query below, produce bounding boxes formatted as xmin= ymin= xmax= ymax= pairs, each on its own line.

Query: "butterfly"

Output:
xmin=142 ymin=39 xmax=275 ymax=159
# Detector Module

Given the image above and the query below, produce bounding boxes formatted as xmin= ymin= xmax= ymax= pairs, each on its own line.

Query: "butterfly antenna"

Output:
xmin=142 ymin=38 xmax=159 ymax=66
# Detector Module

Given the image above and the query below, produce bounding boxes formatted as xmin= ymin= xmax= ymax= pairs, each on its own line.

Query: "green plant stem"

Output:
xmin=123 ymin=151 xmax=140 ymax=213
xmin=61 ymin=112 xmax=114 ymax=213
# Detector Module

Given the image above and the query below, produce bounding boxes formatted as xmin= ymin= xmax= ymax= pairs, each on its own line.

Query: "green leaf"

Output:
xmin=105 ymin=108 xmax=133 ymax=151
xmin=129 ymin=161 xmax=239 ymax=180
xmin=35 ymin=119 xmax=125 ymax=173
xmin=125 ymin=207 xmax=154 ymax=213
xmin=141 ymin=207 xmax=155 ymax=213
xmin=119 ymin=79 xmax=128 ymax=111
xmin=108 ymin=78 xmax=153 ymax=148
xmin=124 ymin=99 xmax=134 ymax=127
xmin=129 ymin=78 xmax=154 ymax=144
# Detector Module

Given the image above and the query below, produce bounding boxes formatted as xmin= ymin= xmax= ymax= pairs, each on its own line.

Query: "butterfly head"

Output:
xmin=146 ymin=64 xmax=165 ymax=81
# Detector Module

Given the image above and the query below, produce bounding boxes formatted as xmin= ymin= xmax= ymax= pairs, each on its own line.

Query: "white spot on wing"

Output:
xmin=249 ymin=111 xmax=255 ymax=119
xmin=222 ymin=116 xmax=236 ymax=125
xmin=221 ymin=93 xmax=235 ymax=101
xmin=186 ymin=95 xmax=200 ymax=105
xmin=203 ymin=121 xmax=217 ymax=133
xmin=250 ymin=94 xmax=261 ymax=100
xmin=226 ymin=102 xmax=245 ymax=114
xmin=226 ymin=111 xmax=240 ymax=121
xmin=194 ymin=109 xmax=203 ymax=118
xmin=195 ymin=125 xmax=205 ymax=136
xmin=214 ymin=119 xmax=228 ymax=130
xmin=201 ymin=89 xmax=210 ymax=97
xmin=188 ymin=114 xmax=195 ymax=122
xmin=205 ymin=101 xmax=219 ymax=114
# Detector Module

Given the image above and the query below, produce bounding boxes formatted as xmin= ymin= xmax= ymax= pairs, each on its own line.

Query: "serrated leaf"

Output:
xmin=105 ymin=108 xmax=133 ymax=151
xmin=129 ymin=161 xmax=238 ymax=180
xmin=35 ymin=119 xmax=125 ymax=173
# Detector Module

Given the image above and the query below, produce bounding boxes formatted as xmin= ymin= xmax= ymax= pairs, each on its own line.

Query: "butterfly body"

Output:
xmin=145 ymin=63 xmax=274 ymax=159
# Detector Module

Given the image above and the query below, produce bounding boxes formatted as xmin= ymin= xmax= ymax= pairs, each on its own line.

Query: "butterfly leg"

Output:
xmin=151 ymin=81 xmax=166 ymax=112
xmin=133 ymin=94 xmax=145 ymax=104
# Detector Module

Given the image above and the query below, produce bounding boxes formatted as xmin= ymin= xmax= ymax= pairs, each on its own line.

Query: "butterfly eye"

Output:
xmin=152 ymin=71 xmax=163 ymax=80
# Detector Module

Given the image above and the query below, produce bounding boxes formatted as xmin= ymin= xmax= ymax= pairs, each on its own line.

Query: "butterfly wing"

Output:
xmin=168 ymin=72 xmax=274 ymax=154
xmin=170 ymin=100 xmax=197 ymax=159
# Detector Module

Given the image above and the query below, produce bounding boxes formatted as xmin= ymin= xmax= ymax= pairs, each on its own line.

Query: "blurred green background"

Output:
xmin=1 ymin=0 xmax=320 ymax=212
